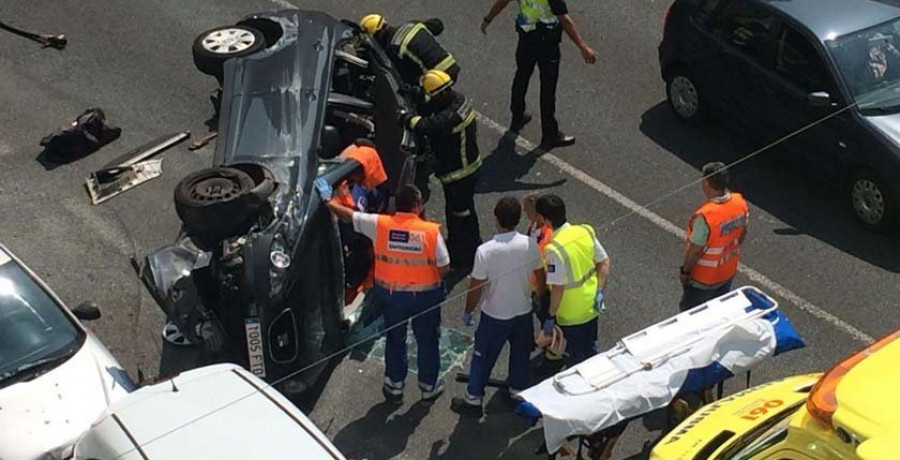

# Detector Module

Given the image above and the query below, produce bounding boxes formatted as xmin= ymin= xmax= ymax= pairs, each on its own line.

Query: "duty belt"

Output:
xmin=374 ymin=278 xmax=443 ymax=293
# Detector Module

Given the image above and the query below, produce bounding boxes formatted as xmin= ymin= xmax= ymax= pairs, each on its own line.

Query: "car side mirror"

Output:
xmin=72 ymin=301 xmax=102 ymax=321
xmin=807 ymin=91 xmax=832 ymax=108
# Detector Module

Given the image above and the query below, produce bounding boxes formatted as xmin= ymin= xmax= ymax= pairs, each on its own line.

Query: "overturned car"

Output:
xmin=140 ymin=9 xmax=417 ymax=393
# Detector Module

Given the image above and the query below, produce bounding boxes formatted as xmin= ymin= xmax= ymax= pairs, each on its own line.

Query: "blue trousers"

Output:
xmin=372 ymin=285 xmax=445 ymax=390
xmin=560 ymin=317 xmax=599 ymax=367
xmin=467 ymin=312 xmax=534 ymax=398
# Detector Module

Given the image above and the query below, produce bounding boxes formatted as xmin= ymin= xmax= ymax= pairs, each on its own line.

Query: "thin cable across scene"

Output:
xmin=114 ymin=80 xmax=892 ymax=457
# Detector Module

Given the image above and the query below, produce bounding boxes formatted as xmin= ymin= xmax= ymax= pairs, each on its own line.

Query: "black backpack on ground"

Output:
xmin=40 ymin=108 xmax=121 ymax=162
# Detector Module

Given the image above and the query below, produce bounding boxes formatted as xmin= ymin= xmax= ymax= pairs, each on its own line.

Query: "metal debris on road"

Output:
xmin=85 ymin=159 xmax=163 ymax=205
xmin=0 ymin=20 xmax=66 ymax=49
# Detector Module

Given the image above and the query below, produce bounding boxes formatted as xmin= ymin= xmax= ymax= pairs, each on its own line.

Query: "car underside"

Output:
xmin=140 ymin=9 xmax=416 ymax=393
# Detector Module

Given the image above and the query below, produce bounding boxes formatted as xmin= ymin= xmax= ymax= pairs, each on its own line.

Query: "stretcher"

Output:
xmin=517 ymin=286 xmax=805 ymax=457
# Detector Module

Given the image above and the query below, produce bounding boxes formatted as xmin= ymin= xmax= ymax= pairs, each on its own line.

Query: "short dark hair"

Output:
xmin=394 ymin=185 xmax=422 ymax=212
xmin=702 ymin=162 xmax=730 ymax=191
xmin=494 ymin=196 xmax=522 ymax=230
xmin=354 ymin=137 xmax=376 ymax=148
xmin=535 ymin=194 xmax=567 ymax=228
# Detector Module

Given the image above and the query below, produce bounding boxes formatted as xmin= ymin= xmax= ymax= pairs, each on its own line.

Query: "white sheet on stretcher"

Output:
xmin=519 ymin=316 xmax=776 ymax=453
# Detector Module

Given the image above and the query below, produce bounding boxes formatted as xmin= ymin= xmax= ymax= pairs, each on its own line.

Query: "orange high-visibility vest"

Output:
xmin=373 ymin=213 xmax=443 ymax=292
xmin=686 ymin=192 xmax=749 ymax=285
xmin=343 ymin=145 xmax=388 ymax=190
xmin=528 ymin=222 xmax=553 ymax=290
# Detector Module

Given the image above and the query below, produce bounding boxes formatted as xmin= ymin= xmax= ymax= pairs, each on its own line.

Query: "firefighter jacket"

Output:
xmin=408 ymin=91 xmax=481 ymax=184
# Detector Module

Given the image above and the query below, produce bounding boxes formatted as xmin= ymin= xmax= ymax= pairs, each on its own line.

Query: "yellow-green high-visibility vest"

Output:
xmin=516 ymin=0 xmax=559 ymax=32
xmin=545 ymin=224 xmax=599 ymax=326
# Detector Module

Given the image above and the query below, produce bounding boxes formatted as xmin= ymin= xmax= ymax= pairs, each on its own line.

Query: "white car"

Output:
xmin=74 ymin=363 xmax=347 ymax=460
xmin=0 ymin=243 xmax=134 ymax=460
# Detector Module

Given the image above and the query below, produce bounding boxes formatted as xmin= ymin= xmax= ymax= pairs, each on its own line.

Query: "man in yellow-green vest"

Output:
xmin=481 ymin=0 xmax=596 ymax=149
xmin=535 ymin=194 xmax=611 ymax=366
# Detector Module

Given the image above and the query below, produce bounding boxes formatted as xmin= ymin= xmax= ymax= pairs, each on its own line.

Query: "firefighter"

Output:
xmin=401 ymin=70 xmax=482 ymax=269
xmin=359 ymin=14 xmax=461 ymax=86
xmin=318 ymin=182 xmax=449 ymax=403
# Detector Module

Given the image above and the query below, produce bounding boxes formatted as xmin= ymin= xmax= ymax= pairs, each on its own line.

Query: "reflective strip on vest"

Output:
xmin=686 ymin=193 xmax=748 ymax=285
xmin=438 ymin=101 xmax=481 ymax=183
xmin=517 ymin=0 xmax=559 ymax=32
xmin=546 ymin=224 xmax=599 ymax=326
xmin=374 ymin=254 xmax=437 ymax=266
xmin=395 ymin=23 xmax=429 ymax=71
xmin=434 ymin=55 xmax=457 ymax=72
xmin=375 ymin=279 xmax=443 ymax=293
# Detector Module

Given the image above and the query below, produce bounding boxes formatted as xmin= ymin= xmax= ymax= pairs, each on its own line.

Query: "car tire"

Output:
xmin=174 ymin=167 xmax=258 ymax=243
xmin=192 ymin=25 xmax=266 ymax=80
xmin=666 ymin=67 xmax=704 ymax=124
xmin=849 ymin=169 xmax=896 ymax=232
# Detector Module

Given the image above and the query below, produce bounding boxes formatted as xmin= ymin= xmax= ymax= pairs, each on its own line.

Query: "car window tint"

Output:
xmin=775 ymin=26 xmax=828 ymax=92
xmin=710 ymin=0 xmax=776 ymax=62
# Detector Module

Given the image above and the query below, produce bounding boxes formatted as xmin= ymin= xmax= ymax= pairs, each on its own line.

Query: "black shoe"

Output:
xmin=510 ymin=113 xmax=533 ymax=133
xmin=382 ymin=385 xmax=404 ymax=405
xmin=421 ymin=383 xmax=445 ymax=403
xmin=450 ymin=397 xmax=484 ymax=417
xmin=539 ymin=133 xmax=576 ymax=150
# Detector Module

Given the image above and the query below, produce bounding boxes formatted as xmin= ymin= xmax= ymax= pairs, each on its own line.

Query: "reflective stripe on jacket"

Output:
xmin=516 ymin=0 xmax=559 ymax=32
xmin=409 ymin=91 xmax=481 ymax=184
xmin=374 ymin=213 xmax=443 ymax=292
xmin=686 ymin=192 xmax=749 ymax=286
xmin=545 ymin=224 xmax=599 ymax=326
xmin=390 ymin=22 xmax=460 ymax=82
xmin=528 ymin=222 xmax=554 ymax=290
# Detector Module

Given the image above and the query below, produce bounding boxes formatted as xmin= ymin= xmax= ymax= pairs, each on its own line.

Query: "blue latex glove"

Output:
xmin=462 ymin=311 xmax=475 ymax=327
xmin=314 ymin=178 xmax=332 ymax=201
xmin=542 ymin=317 xmax=555 ymax=335
xmin=594 ymin=289 xmax=606 ymax=313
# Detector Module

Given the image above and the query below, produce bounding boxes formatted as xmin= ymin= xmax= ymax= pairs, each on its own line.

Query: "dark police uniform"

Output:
xmin=511 ymin=0 xmax=569 ymax=143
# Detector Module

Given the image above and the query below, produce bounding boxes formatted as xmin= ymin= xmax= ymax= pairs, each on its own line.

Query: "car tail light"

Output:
xmin=807 ymin=329 xmax=900 ymax=426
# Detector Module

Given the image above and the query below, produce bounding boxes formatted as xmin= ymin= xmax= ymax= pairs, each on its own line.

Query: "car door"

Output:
xmin=756 ymin=22 xmax=856 ymax=178
xmin=697 ymin=0 xmax=779 ymax=128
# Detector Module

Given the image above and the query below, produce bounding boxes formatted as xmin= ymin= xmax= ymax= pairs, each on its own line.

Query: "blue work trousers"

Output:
xmin=371 ymin=285 xmax=445 ymax=390
xmin=560 ymin=317 xmax=599 ymax=367
xmin=467 ymin=312 xmax=534 ymax=397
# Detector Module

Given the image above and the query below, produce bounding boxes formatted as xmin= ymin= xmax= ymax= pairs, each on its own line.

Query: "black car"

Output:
xmin=140 ymin=9 xmax=416 ymax=393
xmin=659 ymin=0 xmax=900 ymax=231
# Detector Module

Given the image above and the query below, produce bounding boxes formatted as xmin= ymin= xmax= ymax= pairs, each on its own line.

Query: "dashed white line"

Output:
xmin=477 ymin=113 xmax=875 ymax=344
xmin=263 ymin=0 xmax=874 ymax=345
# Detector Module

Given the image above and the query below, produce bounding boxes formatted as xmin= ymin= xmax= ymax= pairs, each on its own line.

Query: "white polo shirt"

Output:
xmin=352 ymin=212 xmax=450 ymax=267
xmin=545 ymin=223 xmax=608 ymax=286
xmin=470 ymin=231 xmax=543 ymax=320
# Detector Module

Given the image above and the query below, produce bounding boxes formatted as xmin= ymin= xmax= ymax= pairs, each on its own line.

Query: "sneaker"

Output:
xmin=383 ymin=378 xmax=405 ymax=404
xmin=510 ymin=113 xmax=533 ymax=133
xmin=539 ymin=132 xmax=576 ymax=150
xmin=162 ymin=321 xmax=192 ymax=346
xmin=420 ymin=382 xmax=445 ymax=402
xmin=450 ymin=396 xmax=484 ymax=417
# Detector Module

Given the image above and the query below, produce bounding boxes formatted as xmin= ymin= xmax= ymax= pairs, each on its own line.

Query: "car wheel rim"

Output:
xmin=191 ymin=176 xmax=242 ymax=202
xmin=852 ymin=178 xmax=885 ymax=225
xmin=670 ymin=76 xmax=699 ymax=119
xmin=202 ymin=28 xmax=256 ymax=54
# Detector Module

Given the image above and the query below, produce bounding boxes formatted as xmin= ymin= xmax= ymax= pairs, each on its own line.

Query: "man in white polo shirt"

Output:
xmin=450 ymin=196 xmax=545 ymax=417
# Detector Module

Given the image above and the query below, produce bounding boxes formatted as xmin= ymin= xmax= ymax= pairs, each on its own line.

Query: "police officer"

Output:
xmin=360 ymin=14 xmax=460 ymax=86
xmin=481 ymin=0 xmax=596 ymax=149
xmin=679 ymin=162 xmax=749 ymax=311
xmin=535 ymin=194 xmax=611 ymax=367
xmin=318 ymin=182 xmax=450 ymax=403
xmin=402 ymin=70 xmax=482 ymax=269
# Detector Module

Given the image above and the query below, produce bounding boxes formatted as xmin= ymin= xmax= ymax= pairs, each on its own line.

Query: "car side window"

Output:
xmin=775 ymin=25 xmax=828 ymax=92
xmin=709 ymin=0 xmax=776 ymax=63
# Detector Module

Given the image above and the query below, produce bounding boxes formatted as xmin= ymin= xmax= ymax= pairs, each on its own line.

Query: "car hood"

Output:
xmin=215 ymin=10 xmax=351 ymax=193
xmin=0 ymin=337 xmax=133 ymax=459
xmin=651 ymin=374 xmax=820 ymax=460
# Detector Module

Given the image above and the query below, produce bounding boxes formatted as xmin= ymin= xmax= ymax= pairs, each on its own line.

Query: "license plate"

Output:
xmin=244 ymin=318 xmax=266 ymax=378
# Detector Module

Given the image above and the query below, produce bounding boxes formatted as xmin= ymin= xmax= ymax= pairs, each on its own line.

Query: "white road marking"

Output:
xmin=263 ymin=0 xmax=874 ymax=344
xmin=477 ymin=113 xmax=875 ymax=344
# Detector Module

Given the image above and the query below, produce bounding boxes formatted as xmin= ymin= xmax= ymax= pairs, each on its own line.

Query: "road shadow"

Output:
xmin=640 ymin=101 xmax=900 ymax=272
xmin=429 ymin=391 xmax=538 ymax=459
xmin=476 ymin=131 xmax=566 ymax=194
xmin=333 ymin=400 xmax=434 ymax=459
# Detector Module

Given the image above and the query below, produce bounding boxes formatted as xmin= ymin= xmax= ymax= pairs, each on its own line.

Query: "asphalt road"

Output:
xmin=1 ymin=0 xmax=898 ymax=458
